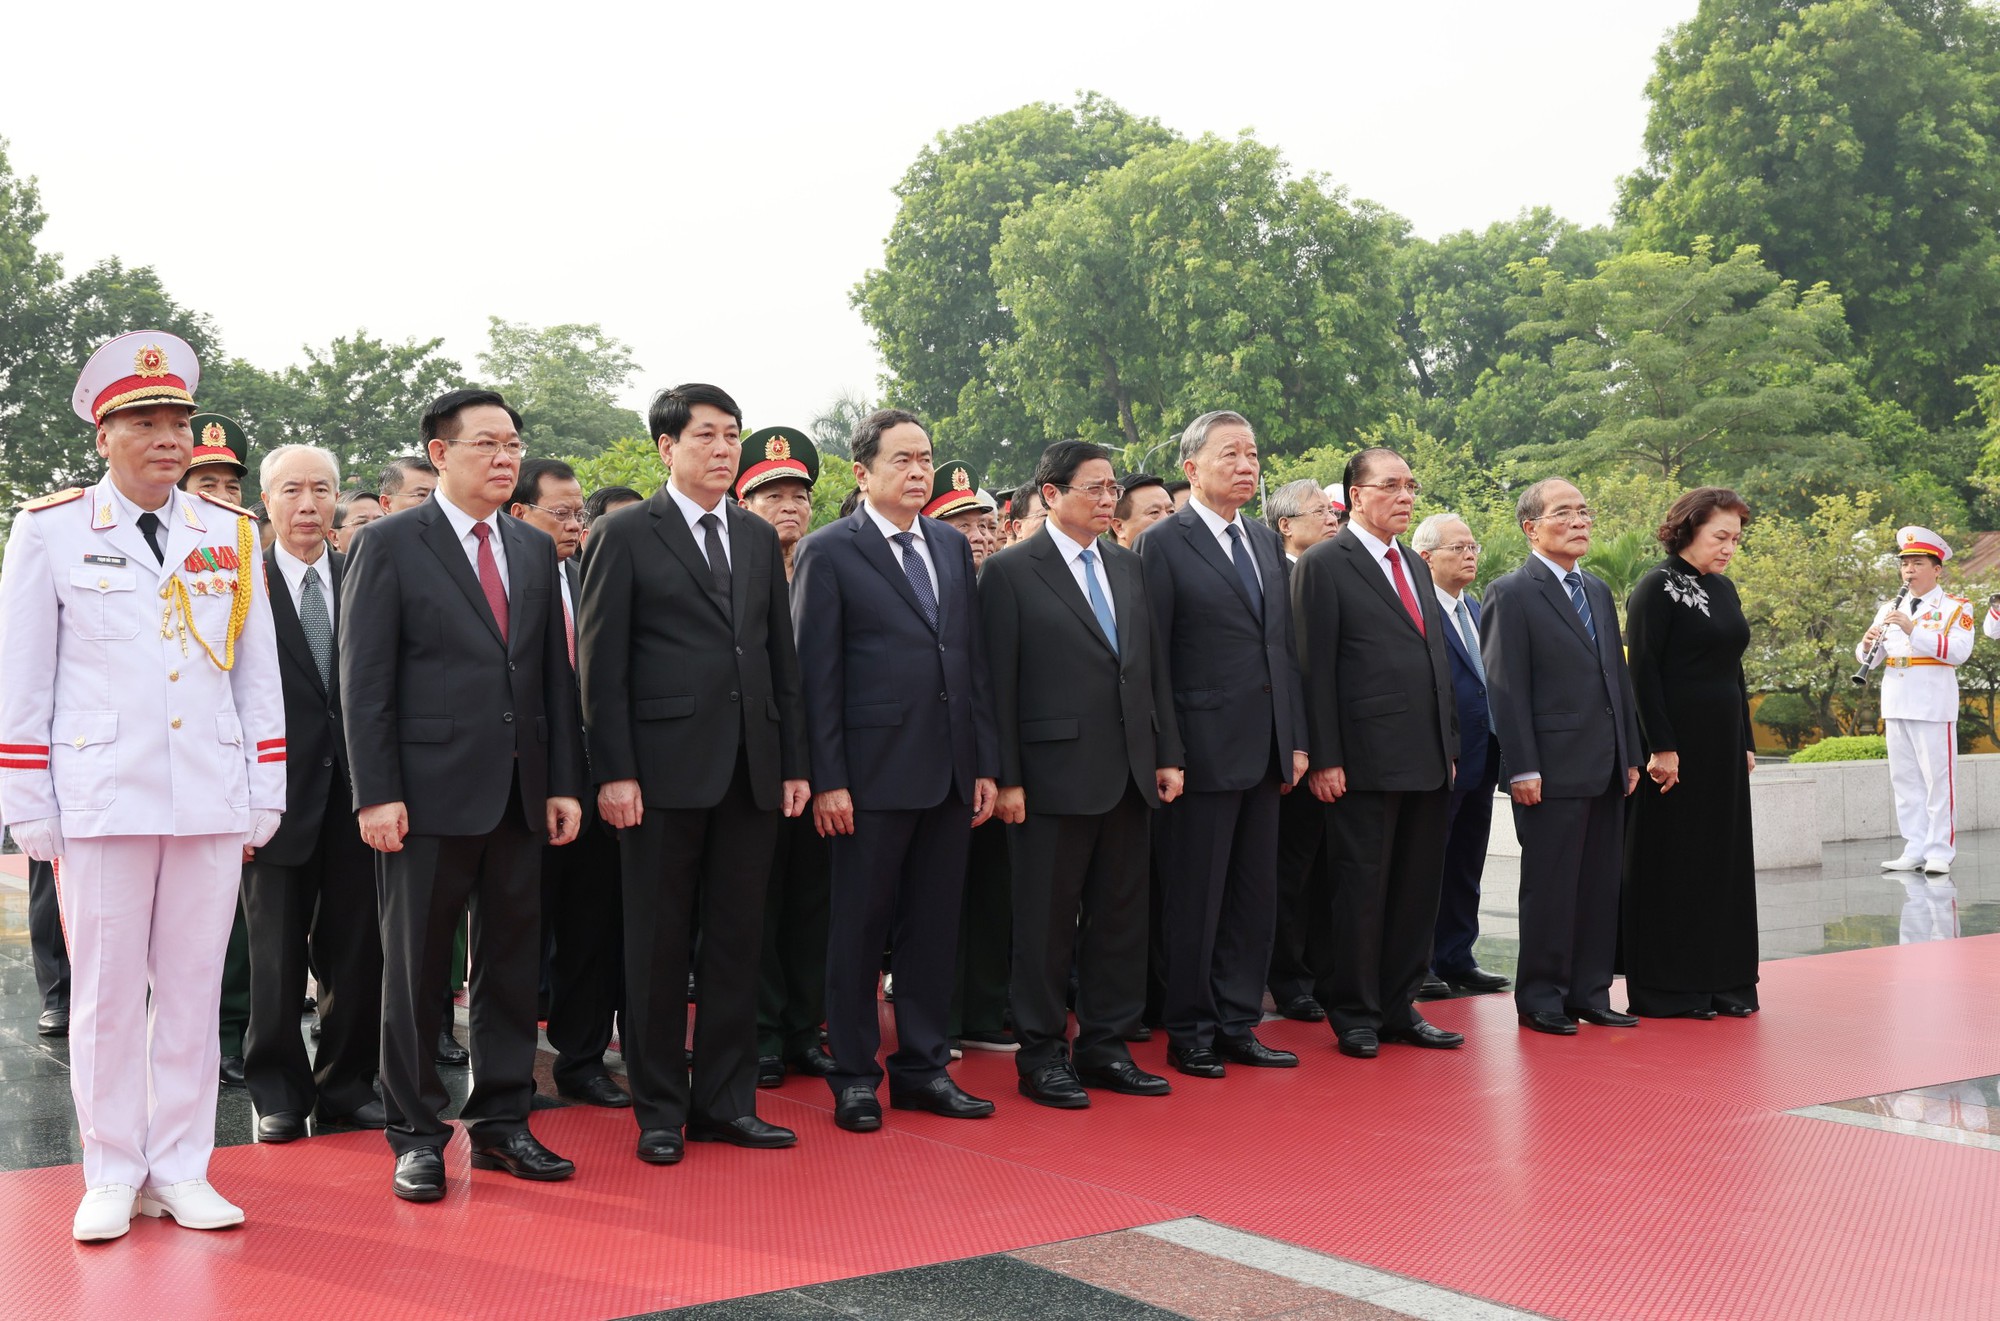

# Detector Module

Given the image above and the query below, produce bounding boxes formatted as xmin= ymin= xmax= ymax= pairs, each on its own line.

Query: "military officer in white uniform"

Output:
xmin=1856 ymin=526 xmax=1974 ymax=876
xmin=0 ymin=331 xmax=286 ymax=1242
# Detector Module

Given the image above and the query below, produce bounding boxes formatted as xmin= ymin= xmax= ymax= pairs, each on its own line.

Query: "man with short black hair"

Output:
xmin=332 ymin=491 xmax=382 ymax=553
xmin=582 ymin=485 xmax=645 ymax=548
xmin=377 ymin=456 xmax=437 ymax=513
xmin=1112 ymin=474 xmax=1174 ymax=549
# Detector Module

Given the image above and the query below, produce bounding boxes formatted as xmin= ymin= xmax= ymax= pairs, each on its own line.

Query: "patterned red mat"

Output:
xmin=4 ymin=937 xmax=1998 ymax=1320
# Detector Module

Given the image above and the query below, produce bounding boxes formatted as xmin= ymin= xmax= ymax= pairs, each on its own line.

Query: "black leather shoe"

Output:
xmin=688 ymin=1115 xmax=798 ymax=1148
xmin=219 ymin=1055 xmax=246 ymax=1088
xmin=434 ymin=1032 xmax=469 ymax=1066
xmin=1017 ymin=1060 xmax=1090 ymax=1109
xmin=1715 ymin=1003 xmax=1756 ymax=1018
xmin=393 ymin=1149 xmax=445 ymax=1202
xmin=468 ymin=1130 xmax=575 ymax=1181
xmin=1166 ymin=1046 xmax=1225 ymax=1079
xmin=636 ymin=1129 xmax=684 ymax=1165
xmin=313 ymin=1099 xmax=388 ymax=1131
xmin=1337 ymin=1028 xmax=1379 ymax=1059
xmin=557 ymin=1075 xmax=632 ymax=1108
xmin=1415 ymin=976 xmax=1453 ymax=1001
xmin=1568 ymin=1007 xmax=1639 ymax=1028
xmin=788 ymin=1045 xmax=838 ymax=1077
xmin=1279 ymin=995 xmax=1326 ymax=1022
xmin=1076 ymin=1060 xmax=1171 ymax=1096
xmin=757 ymin=1056 xmax=786 ymax=1088
xmin=1444 ymin=966 xmax=1511 ymax=993
xmin=1658 ymin=1007 xmax=1718 ymax=1020
xmin=1382 ymin=1018 xmax=1465 ymax=1049
xmin=1519 ymin=1011 xmax=1579 ymax=1035
xmin=834 ymin=1086 xmax=882 ymax=1133
xmin=890 ymin=1076 xmax=996 ymax=1118
xmin=1216 ymin=1034 xmax=1298 ymax=1068
xmin=36 ymin=1007 xmax=68 ymax=1037
xmin=256 ymin=1111 xmax=307 ymax=1143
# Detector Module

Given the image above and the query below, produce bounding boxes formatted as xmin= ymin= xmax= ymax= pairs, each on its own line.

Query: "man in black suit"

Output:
xmin=341 ymin=388 xmax=584 ymax=1202
xmin=1413 ymin=513 xmax=1510 ymax=998
xmin=982 ymin=442 xmax=1184 ymax=1107
xmin=579 ymin=383 xmax=810 ymax=1166
xmin=792 ymin=408 xmax=999 ymax=1133
xmin=1293 ymin=447 xmax=1463 ymax=1060
xmin=241 ymin=444 xmax=383 ymax=1143
xmin=1479 ymin=477 xmax=1642 ymax=1036
xmin=1137 ymin=410 xmax=1308 ymax=1080
xmin=509 ymin=458 xmax=628 ymax=1111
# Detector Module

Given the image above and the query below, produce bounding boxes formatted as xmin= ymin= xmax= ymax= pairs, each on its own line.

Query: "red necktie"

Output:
xmin=1386 ymin=546 xmax=1425 ymax=636
xmin=471 ymin=522 xmax=509 ymax=642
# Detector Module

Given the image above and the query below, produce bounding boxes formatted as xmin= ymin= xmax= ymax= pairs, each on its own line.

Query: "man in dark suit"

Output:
xmin=1479 ymin=477 xmax=1643 ymax=1036
xmin=509 ymin=458 xmax=628 ymax=1111
xmin=1137 ymin=410 xmax=1309 ymax=1080
xmin=579 ymin=383 xmax=810 ymax=1166
xmin=1293 ymin=447 xmax=1463 ymax=1060
xmin=1413 ymin=513 xmax=1510 ymax=999
xmin=981 ymin=441 xmax=1184 ymax=1108
xmin=241 ymin=444 xmax=383 ymax=1143
xmin=341 ymin=388 xmax=584 ymax=1202
xmin=792 ymin=408 xmax=999 ymax=1133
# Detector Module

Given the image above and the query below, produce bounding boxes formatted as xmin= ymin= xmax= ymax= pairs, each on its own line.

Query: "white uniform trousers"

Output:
xmin=1885 ymin=718 xmax=1956 ymax=867
xmin=56 ymin=833 xmax=242 ymax=1189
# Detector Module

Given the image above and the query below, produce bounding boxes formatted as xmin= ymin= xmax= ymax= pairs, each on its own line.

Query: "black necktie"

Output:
xmin=1564 ymin=570 xmax=1598 ymax=645
xmin=1226 ymin=524 xmax=1263 ymax=615
xmin=137 ymin=511 xmax=165 ymax=565
xmin=699 ymin=513 xmax=732 ymax=607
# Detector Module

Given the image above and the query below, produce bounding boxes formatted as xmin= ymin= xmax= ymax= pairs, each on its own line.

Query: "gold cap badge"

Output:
xmin=952 ymin=467 xmax=972 ymax=491
xmin=766 ymin=436 xmax=791 ymax=461
xmin=134 ymin=344 xmax=169 ymax=377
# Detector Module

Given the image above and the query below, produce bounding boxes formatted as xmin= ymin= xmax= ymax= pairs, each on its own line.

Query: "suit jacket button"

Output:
xmin=322 ymin=756 xmax=334 ymax=768
xmin=730 ymin=692 xmax=740 ymax=701
xmin=327 ymin=709 xmax=337 ymax=721
xmin=1262 ymin=684 xmax=1272 ymax=693
xmin=938 ymin=644 xmax=945 ymax=652
xmin=735 ymin=646 xmax=744 ymax=656
xmin=939 ymin=692 xmax=948 ymax=701
xmin=503 ymin=712 xmax=515 ymax=723
xmin=509 ymin=662 xmax=517 ymax=672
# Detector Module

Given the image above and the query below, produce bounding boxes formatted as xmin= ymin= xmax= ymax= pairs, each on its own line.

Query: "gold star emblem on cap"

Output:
xmin=767 ymin=436 xmax=791 ymax=461
xmin=134 ymin=344 xmax=169 ymax=377
xmin=952 ymin=467 xmax=972 ymax=491
xmin=203 ymin=421 xmax=225 ymax=445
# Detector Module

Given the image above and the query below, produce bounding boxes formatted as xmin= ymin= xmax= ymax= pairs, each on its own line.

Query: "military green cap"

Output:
xmin=924 ymin=460 xmax=982 ymax=520
xmin=185 ymin=413 xmax=249 ymax=477
xmin=736 ymin=426 xmax=820 ymax=499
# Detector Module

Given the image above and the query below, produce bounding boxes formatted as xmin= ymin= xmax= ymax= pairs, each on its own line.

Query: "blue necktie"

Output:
xmin=892 ymin=531 xmax=939 ymax=630
xmin=1077 ymin=546 xmax=1118 ymax=654
xmin=1455 ymin=598 xmax=1485 ymax=684
xmin=1564 ymin=570 xmax=1597 ymax=645
xmin=1226 ymin=524 xmax=1263 ymax=615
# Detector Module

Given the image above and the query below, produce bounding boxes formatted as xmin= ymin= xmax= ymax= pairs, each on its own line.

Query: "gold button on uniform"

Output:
xmin=170 ymin=717 xmax=182 ymax=730
xmin=72 ymin=737 xmax=85 ymax=749
xmin=168 ymin=670 xmax=179 ymax=682
xmin=97 ymin=578 xmax=109 ymax=589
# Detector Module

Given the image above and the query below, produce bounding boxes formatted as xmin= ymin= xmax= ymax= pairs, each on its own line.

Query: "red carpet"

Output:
xmin=4 ymin=938 xmax=2000 ymax=1320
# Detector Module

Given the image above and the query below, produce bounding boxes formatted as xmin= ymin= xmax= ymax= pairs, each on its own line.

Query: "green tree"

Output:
xmin=989 ymin=134 xmax=1406 ymax=463
xmin=565 ymin=435 xmax=660 ymax=498
xmin=1621 ymin=0 xmax=2000 ymax=428
xmin=806 ymin=388 xmax=872 ymax=460
xmin=0 ymin=137 xmax=66 ymax=495
xmin=280 ymin=332 xmax=464 ymax=480
xmin=852 ymin=94 xmax=1179 ymax=477
xmin=478 ymin=318 xmax=644 ymax=458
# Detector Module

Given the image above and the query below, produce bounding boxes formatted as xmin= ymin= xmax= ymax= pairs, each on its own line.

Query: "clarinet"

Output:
xmin=1851 ymin=585 xmax=1912 ymax=686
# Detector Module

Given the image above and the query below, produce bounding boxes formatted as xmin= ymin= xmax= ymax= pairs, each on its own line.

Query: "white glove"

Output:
xmin=247 ymin=810 xmax=283 ymax=849
xmin=10 ymin=818 xmax=64 ymax=862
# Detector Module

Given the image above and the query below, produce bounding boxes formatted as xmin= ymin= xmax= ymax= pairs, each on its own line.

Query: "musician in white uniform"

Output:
xmin=0 ymin=332 xmax=285 ymax=1241
xmin=1856 ymin=526 xmax=1973 ymax=876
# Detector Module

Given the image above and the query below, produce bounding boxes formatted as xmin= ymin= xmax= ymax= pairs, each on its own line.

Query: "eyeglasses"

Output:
xmin=527 ymin=504 xmax=583 ymax=526
xmin=1530 ymin=506 xmax=1593 ymax=524
xmin=1054 ymin=482 xmax=1125 ymax=501
xmin=1354 ymin=480 xmax=1422 ymax=497
xmin=447 ymin=438 xmax=528 ymax=459
xmin=1437 ymin=542 xmax=1481 ymax=555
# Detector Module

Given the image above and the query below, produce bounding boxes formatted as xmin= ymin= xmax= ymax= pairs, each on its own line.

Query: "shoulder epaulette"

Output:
xmin=19 ymin=488 xmax=83 ymax=513
xmin=1946 ymin=593 xmax=1970 ymax=605
xmin=196 ymin=489 xmax=256 ymax=519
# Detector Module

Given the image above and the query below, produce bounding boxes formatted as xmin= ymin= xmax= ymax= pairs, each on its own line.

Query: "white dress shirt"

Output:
xmin=666 ymin=481 xmax=732 ymax=570
xmin=1433 ymin=581 xmax=1463 ymax=616
xmin=272 ymin=540 xmax=337 ymax=629
xmin=1042 ymin=522 xmax=1117 ymax=626
xmin=1346 ymin=519 xmax=1410 ymax=596
xmin=434 ymin=489 xmax=508 ymax=593
xmin=863 ymin=500 xmax=938 ymax=597
xmin=1187 ymin=494 xmax=1262 ymax=591
xmin=1533 ymin=550 xmax=1583 ymax=585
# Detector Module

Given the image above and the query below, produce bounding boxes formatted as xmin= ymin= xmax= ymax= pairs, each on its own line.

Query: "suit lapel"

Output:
xmin=1528 ymin=558 xmax=1596 ymax=653
xmin=650 ymin=490 xmax=731 ymax=622
xmin=1029 ymin=531 xmax=1116 ymax=656
xmin=1336 ymin=529 xmax=1418 ymax=633
xmin=725 ymin=503 xmax=752 ymax=627
xmin=419 ymin=503 xmax=505 ymax=649
xmin=1439 ymin=590 xmax=1474 ymax=669
xmin=498 ymin=513 xmax=534 ymax=658
xmin=1177 ymin=505 xmax=1259 ymax=617
xmin=851 ymin=511 xmax=936 ymax=632
xmin=264 ymin=546 xmax=327 ymax=697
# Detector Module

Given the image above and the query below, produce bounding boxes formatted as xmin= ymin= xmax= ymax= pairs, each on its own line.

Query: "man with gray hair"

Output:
xmin=242 ymin=443 xmax=385 ymax=1140
xmin=1138 ymin=410 xmax=1310 ymax=1079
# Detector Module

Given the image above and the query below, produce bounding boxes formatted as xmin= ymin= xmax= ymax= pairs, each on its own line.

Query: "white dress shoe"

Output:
xmin=1881 ymin=856 xmax=1924 ymax=871
xmin=138 ymin=1178 xmax=244 ymax=1230
xmin=1924 ymin=858 xmax=1952 ymax=874
xmin=73 ymin=1184 xmax=139 ymax=1242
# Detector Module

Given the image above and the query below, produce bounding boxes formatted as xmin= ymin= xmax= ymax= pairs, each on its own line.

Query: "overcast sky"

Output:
xmin=3 ymin=0 xmax=1696 ymax=435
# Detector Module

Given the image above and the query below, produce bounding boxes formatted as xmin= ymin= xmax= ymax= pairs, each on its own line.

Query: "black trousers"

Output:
xmin=27 ymin=860 xmax=69 ymax=1014
xmin=1267 ymin=787 xmax=1334 ymax=1004
xmin=1513 ymin=780 xmax=1624 ymax=1016
xmin=950 ymin=817 xmax=1012 ymax=1038
xmin=825 ymin=795 xmax=971 ymax=1093
xmin=1155 ymin=778 xmax=1280 ymax=1052
xmin=1322 ymin=785 xmax=1449 ymax=1035
xmin=243 ymin=781 xmax=382 ymax=1119
xmin=757 ymin=812 xmax=830 ymax=1062
xmin=377 ymin=780 xmax=542 ymax=1157
xmin=1009 ymin=785 xmax=1150 ymax=1074
xmin=544 ymin=820 xmax=623 ymax=1088
xmin=619 ymin=753 xmax=776 ymax=1133
xmin=218 ymin=893 xmax=250 ymax=1057
xmin=1432 ymin=744 xmax=1499 ymax=978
